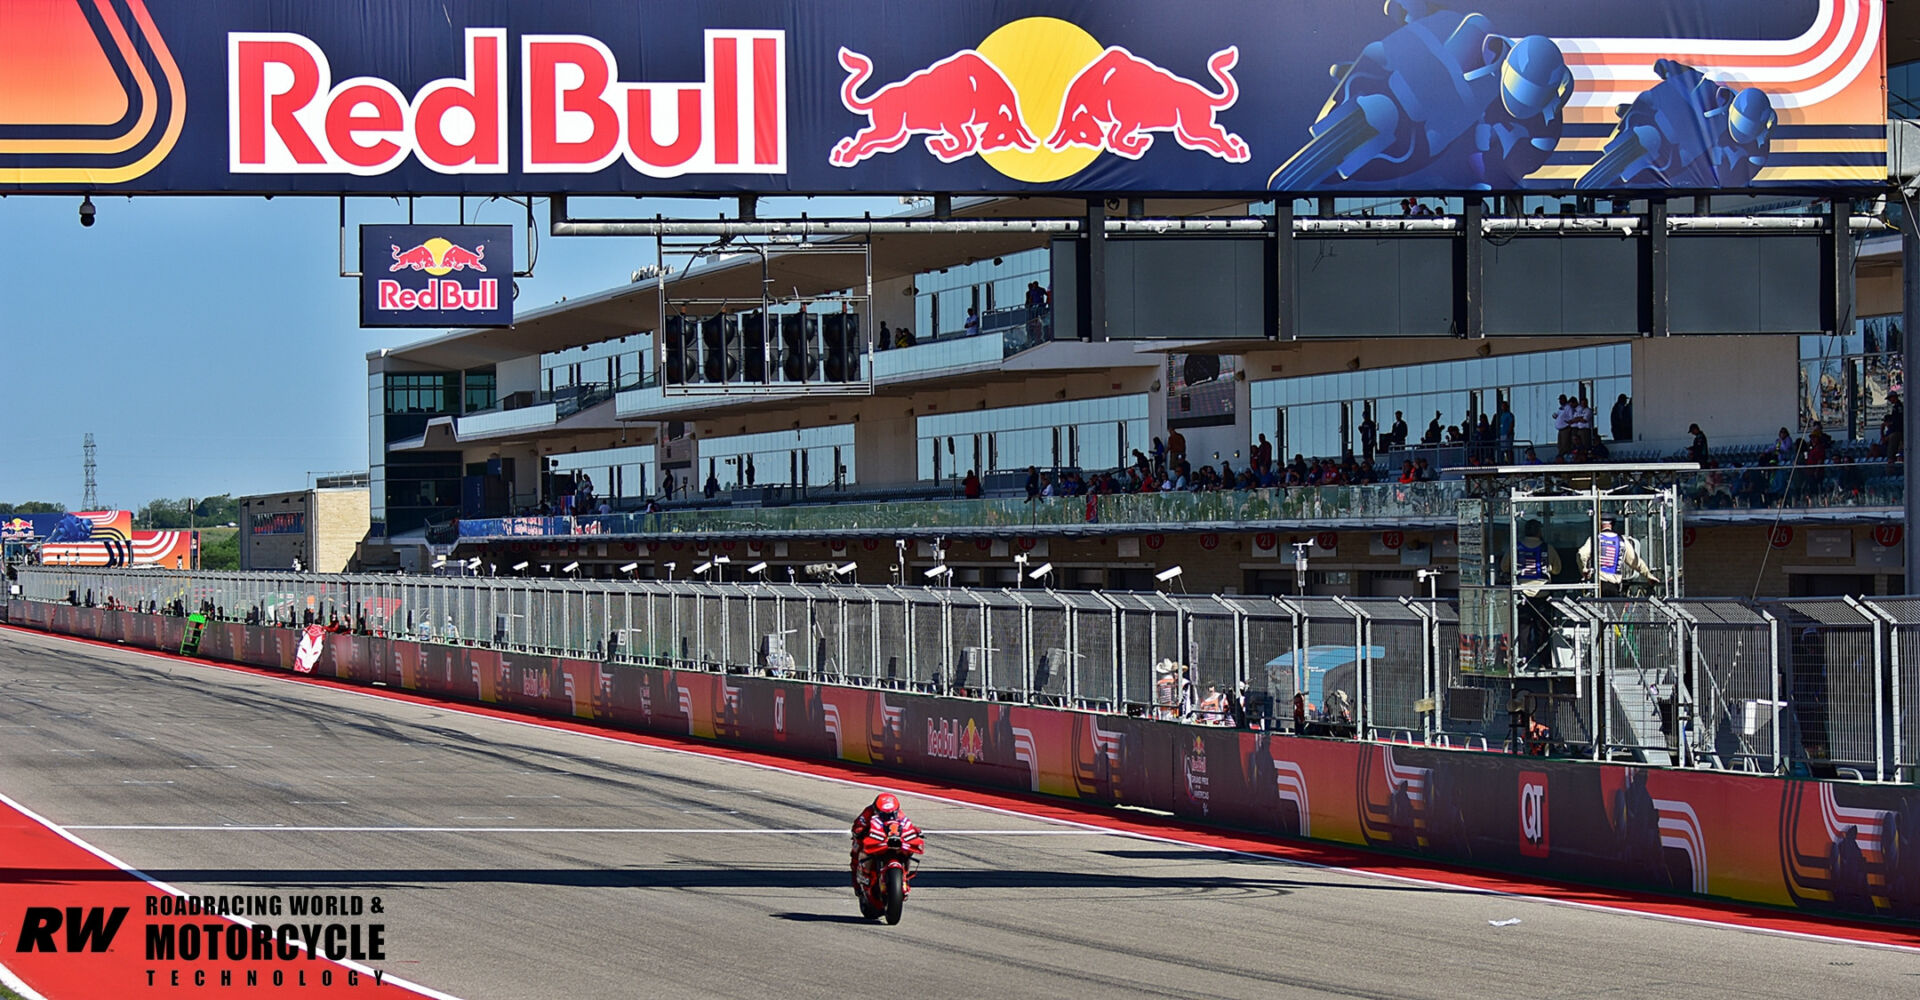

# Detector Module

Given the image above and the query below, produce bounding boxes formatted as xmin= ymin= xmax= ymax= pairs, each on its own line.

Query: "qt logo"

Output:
xmin=15 ymin=906 xmax=129 ymax=952
xmin=1518 ymin=773 xmax=1549 ymax=858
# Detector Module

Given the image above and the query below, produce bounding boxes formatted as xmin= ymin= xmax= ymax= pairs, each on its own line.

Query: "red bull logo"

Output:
xmin=230 ymin=27 xmax=784 ymax=177
xmin=830 ymin=18 xmax=1248 ymax=182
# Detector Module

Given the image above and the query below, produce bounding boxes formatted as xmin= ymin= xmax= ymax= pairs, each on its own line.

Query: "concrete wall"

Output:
xmin=311 ymin=488 xmax=371 ymax=573
xmin=1632 ymin=336 xmax=1798 ymax=453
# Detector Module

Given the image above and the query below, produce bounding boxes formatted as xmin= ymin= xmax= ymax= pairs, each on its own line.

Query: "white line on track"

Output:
xmin=11 ymin=626 xmax=1920 ymax=957
xmin=63 ymin=825 xmax=1108 ymax=834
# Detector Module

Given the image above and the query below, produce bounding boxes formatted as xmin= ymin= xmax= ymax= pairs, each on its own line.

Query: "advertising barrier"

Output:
xmin=0 ymin=1 xmax=1885 ymax=195
xmin=8 ymin=599 xmax=1916 ymax=926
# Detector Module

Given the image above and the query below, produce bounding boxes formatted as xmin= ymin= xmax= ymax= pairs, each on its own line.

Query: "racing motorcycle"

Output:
xmin=853 ymin=813 xmax=925 ymax=924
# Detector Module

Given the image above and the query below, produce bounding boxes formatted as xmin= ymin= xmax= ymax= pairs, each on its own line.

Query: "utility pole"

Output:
xmin=82 ymin=433 xmax=98 ymax=510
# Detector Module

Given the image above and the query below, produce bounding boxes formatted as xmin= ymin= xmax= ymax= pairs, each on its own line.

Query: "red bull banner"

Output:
xmin=0 ymin=1 xmax=1885 ymax=195
xmin=361 ymin=224 xmax=513 ymax=327
xmin=11 ymin=599 xmax=1920 ymax=929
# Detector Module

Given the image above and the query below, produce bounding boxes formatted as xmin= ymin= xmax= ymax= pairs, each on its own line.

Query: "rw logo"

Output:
xmin=15 ymin=906 xmax=129 ymax=952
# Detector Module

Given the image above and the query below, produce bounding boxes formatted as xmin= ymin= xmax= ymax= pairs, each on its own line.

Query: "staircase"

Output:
xmin=1604 ymin=629 xmax=1677 ymax=765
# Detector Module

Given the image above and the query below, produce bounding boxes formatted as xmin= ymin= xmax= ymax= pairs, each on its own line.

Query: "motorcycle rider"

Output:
xmin=850 ymin=792 xmax=915 ymax=885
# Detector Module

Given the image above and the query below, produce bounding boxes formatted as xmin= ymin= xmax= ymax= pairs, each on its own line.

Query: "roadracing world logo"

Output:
xmin=12 ymin=893 xmax=394 ymax=990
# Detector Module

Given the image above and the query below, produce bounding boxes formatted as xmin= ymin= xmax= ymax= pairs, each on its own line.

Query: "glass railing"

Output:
xmin=456 ymin=480 xmax=1468 ymax=539
xmin=1675 ymin=463 xmax=1904 ymax=512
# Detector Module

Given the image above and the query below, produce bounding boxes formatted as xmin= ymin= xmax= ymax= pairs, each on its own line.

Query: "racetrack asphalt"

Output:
xmin=2 ymin=627 xmax=1916 ymax=1000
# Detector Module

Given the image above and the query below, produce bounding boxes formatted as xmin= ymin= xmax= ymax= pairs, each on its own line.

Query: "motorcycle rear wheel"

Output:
xmin=883 ymin=867 xmax=904 ymax=925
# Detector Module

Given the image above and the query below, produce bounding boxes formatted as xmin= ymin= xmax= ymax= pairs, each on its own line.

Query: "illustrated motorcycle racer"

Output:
xmin=1575 ymin=59 xmax=1776 ymax=190
xmin=1267 ymin=0 xmax=1572 ymax=192
xmin=850 ymin=792 xmax=919 ymax=884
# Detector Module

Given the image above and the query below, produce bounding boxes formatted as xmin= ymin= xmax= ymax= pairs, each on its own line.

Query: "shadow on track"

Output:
xmin=769 ymin=912 xmax=873 ymax=923
xmin=3 ymin=865 xmax=1312 ymax=895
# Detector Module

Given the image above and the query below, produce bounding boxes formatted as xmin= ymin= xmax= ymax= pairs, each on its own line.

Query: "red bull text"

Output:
xmin=376 ymin=278 xmax=501 ymax=312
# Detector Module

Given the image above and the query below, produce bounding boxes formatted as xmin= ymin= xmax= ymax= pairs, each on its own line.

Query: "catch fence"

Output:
xmin=14 ymin=566 xmax=1914 ymax=782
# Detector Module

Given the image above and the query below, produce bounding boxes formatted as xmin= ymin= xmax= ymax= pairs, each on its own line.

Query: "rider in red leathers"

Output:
xmin=850 ymin=792 xmax=914 ymax=884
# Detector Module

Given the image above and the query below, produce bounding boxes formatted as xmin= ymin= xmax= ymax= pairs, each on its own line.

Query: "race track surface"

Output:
xmin=1 ymin=628 xmax=1915 ymax=999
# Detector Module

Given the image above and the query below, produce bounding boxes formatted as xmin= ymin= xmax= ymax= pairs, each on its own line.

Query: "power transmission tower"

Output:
xmin=83 ymin=433 xmax=98 ymax=510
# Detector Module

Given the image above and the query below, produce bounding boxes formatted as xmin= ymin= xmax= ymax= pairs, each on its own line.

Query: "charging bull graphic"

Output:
xmin=829 ymin=48 xmax=1038 ymax=165
xmin=1046 ymin=46 xmax=1249 ymax=161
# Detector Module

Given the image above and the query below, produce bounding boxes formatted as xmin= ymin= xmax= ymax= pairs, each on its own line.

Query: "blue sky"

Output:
xmin=0 ymin=195 xmax=890 ymax=509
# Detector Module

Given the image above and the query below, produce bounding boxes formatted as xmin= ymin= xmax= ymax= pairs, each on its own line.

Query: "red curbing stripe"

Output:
xmin=7 ymin=623 xmax=1920 ymax=953
xmin=0 ymin=786 xmax=460 ymax=999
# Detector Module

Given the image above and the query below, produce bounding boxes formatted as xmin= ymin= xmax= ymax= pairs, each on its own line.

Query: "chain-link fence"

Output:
xmin=13 ymin=566 xmax=1918 ymax=782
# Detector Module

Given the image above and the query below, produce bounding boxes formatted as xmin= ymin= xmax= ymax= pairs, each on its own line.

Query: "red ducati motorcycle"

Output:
xmin=853 ymin=814 xmax=925 ymax=924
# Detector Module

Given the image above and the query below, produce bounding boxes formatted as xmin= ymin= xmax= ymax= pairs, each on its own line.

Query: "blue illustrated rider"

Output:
xmin=1575 ymin=59 xmax=1777 ymax=190
xmin=1268 ymin=1 xmax=1573 ymax=191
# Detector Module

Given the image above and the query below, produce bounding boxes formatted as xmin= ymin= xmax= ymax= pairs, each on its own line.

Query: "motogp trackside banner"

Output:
xmin=0 ymin=0 xmax=1885 ymax=195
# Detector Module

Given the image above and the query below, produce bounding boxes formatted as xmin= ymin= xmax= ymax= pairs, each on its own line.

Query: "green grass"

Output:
xmin=0 ymin=979 xmax=28 ymax=1000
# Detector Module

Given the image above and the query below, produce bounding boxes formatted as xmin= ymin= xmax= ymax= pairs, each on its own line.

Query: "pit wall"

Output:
xmin=7 ymin=600 xmax=1915 ymax=925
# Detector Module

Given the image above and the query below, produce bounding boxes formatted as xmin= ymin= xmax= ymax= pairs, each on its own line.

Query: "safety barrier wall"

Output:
xmin=5 ymin=598 xmax=1916 ymax=926
xmin=14 ymin=566 xmax=1917 ymax=781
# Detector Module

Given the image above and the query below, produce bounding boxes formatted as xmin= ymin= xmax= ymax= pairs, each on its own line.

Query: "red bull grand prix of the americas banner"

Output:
xmin=0 ymin=1 xmax=1886 ymax=195
xmin=11 ymin=600 xmax=1920 ymax=929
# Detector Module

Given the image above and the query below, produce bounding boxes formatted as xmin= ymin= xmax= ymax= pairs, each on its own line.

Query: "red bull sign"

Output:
xmin=360 ymin=224 xmax=512 ymax=328
xmin=0 ymin=2 xmax=1886 ymax=196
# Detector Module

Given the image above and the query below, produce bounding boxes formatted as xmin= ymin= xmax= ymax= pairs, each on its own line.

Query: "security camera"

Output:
xmin=561 ymin=561 xmax=580 ymax=573
xmin=1155 ymin=566 xmax=1184 ymax=583
xmin=746 ymin=561 xmax=769 ymax=574
xmin=923 ymin=564 xmax=950 ymax=579
xmin=79 ymin=196 xmax=95 ymax=228
xmin=619 ymin=562 xmax=640 ymax=573
xmin=1027 ymin=562 xmax=1053 ymax=581
xmin=835 ymin=562 xmax=858 ymax=576
xmin=511 ymin=561 xmax=530 ymax=572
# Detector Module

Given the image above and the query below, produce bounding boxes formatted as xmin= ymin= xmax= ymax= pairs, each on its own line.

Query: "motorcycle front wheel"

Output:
xmin=883 ymin=867 xmax=904 ymax=925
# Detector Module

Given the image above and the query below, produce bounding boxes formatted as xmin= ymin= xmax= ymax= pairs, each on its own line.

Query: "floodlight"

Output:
xmin=561 ymin=561 xmax=580 ymax=573
xmin=1155 ymin=566 xmax=1184 ymax=583
xmin=923 ymin=564 xmax=950 ymax=579
xmin=746 ymin=561 xmax=769 ymax=574
xmin=1027 ymin=561 xmax=1054 ymax=581
xmin=619 ymin=562 xmax=640 ymax=573
xmin=511 ymin=561 xmax=530 ymax=572
xmin=836 ymin=562 xmax=858 ymax=576
xmin=694 ymin=561 xmax=714 ymax=574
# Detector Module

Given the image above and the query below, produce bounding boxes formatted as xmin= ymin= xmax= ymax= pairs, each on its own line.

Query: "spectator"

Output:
xmin=1423 ymin=411 xmax=1444 ymax=445
xmin=1167 ymin=427 xmax=1187 ymax=467
xmin=964 ymin=307 xmax=980 ymax=338
xmin=1521 ymin=447 xmax=1544 ymax=465
xmin=1398 ymin=460 xmax=1418 ymax=484
xmin=1025 ymin=465 xmax=1040 ymax=501
xmin=1571 ymin=394 xmax=1593 ymax=456
xmin=1390 ymin=410 xmax=1408 ymax=450
xmin=1553 ymin=395 xmax=1574 ymax=459
xmin=1773 ymin=427 xmax=1796 ymax=467
xmin=1494 ymin=400 xmax=1515 ymax=464
xmin=1132 ymin=448 xmax=1151 ymax=478
xmin=1882 ymin=391 xmax=1904 ymax=462
xmin=1611 ymin=394 xmax=1633 ymax=442
xmin=704 ymin=471 xmax=721 ymax=499
xmin=1358 ymin=412 xmax=1377 ymax=466
xmin=661 ymin=470 xmax=675 ymax=500
xmin=962 ymin=468 xmax=982 ymax=499
xmin=1255 ymin=433 xmax=1274 ymax=474
xmin=876 ymin=320 xmax=891 ymax=350
xmin=745 ymin=455 xmax=756 ymax=487
xmin=1805 ymin=421 xmax=1833 ymax=466
xmin=1040 ymin=472 xmax=1056 ymax=498
xmin=1025 ymin=280 xmax=1047 ymax=320
xmin=1151 ymin=436 xmax=1167 ymax=469
xmin=1687 ymin=423 xmax=1709 ymax=464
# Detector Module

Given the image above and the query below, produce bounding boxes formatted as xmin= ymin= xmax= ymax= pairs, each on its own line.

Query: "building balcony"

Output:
xmin=451 ymin=464 xmax=1903 ymax=543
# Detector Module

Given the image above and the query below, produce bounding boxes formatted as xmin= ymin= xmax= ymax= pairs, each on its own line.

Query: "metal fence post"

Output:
xmin=1850 ymin=595 xmax=1892 ymax=782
